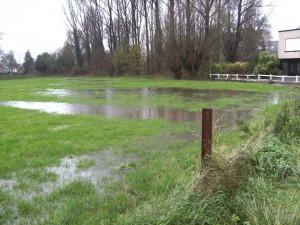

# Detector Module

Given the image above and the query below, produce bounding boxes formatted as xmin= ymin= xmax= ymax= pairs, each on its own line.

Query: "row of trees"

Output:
xmin=0 ymin=44 xmax=76 ymax=75
xmin=1 ymin=29 xmax=77 ymax=75
xmin=1 ymin=0 xmax=273 ymax=78
xmin=64 ymin=0 xmax=272 ymax=79
xmin=32 ymin=43 xmax=76 ymax=75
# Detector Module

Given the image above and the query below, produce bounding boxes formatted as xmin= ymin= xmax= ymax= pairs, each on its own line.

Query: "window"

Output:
xmin=285 ymin=38 xmax=300 ymax=51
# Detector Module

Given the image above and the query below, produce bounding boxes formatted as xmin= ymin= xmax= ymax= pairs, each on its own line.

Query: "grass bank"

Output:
xmin=119 ymin=100 xmax=300 ymax=225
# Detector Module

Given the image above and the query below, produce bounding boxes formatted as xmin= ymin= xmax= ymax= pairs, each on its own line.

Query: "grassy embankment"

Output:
xmin=0 ymin=77 xmax=299 ymax=224
xmin=120 ymin=100 xmax=300 ymax=225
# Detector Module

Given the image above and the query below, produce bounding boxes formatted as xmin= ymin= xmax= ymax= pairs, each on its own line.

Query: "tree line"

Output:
xmin=0 ymin=45 xmax=75 ymax=75
xmin=63 ymin=0 xmax=271 ymax=79
xmin=0 ymin=0 xmax=272 ymax=78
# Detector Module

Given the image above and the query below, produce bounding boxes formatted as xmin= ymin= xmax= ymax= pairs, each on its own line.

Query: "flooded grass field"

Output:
xmin=0 ymin=77 xmax=298 ymax=224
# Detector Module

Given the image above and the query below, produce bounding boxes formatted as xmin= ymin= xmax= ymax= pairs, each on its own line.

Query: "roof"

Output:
xmin=279 ymin=28 xmax=300 ymax=33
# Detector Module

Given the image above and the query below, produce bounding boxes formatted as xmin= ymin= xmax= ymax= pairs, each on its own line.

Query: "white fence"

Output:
xmin=210 ymin=74 xmax=300 ymax=83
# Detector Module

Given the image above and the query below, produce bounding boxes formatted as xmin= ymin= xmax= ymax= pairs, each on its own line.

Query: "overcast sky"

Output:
xmin=0 ymin=0 xmax=300 ymax=61
xmin=0 ymin=0 xmax=66 ymax=60
xmin=267 ymin=0 xmax=300 ymax=37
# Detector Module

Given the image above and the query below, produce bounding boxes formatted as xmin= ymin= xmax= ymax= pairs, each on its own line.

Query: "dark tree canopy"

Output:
xmin=23 ymin=50 xmax=35 ymax=74
xmin=57 ymin=42 xmax=75 ymax=73
xmin=60 ymin=0 xmax=272 ymax=78
xmin=35 ymin=52 xmax=58 ymax=74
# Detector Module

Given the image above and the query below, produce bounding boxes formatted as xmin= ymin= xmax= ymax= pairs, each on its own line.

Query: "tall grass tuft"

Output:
xmin=254 ymin=134 xmax=297 ymax=180
xmin=273 ymin=99 xmax=300 ymax=143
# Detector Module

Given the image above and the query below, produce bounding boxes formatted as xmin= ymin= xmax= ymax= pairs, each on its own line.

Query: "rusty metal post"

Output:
xmin=201 ymin=108 xmax=213 ymax=161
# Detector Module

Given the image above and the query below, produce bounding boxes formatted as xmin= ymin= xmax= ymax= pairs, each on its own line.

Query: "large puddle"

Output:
xmin=39 ymin=87 xmax=277 ymax=103
xmin=0 ymin=87 xmax=284 ymax=127
xmin=0 ymin=100 xmax=253 ymax=124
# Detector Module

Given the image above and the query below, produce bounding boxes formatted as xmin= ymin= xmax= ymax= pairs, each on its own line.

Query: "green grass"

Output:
xmin=113 ymin=101 xmax=300 ymax=225
xmin=0 ymin=77 xmax=299 ymax=224
xmin=0 ymin=106 xmax=173 ymax=177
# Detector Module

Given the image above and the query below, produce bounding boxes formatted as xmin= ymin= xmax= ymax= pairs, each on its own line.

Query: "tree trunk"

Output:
xmin=144 ymin=0 xmax=150 ymax=74
xmin=168 ymin=0 xmax=182 ymax=79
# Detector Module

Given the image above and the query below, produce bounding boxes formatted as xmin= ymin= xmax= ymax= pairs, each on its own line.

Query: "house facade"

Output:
xmin=278 ymin=28 xmax=300 ymax=75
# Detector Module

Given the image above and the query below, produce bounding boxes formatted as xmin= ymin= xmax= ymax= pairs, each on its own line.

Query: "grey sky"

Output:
xmin=0 ymin=0 xmax=300 ymax=61
xmin=0 ymin=0 xmax=66 ymax=60
xmin=267 ymin=0 xmax=300 ymax=38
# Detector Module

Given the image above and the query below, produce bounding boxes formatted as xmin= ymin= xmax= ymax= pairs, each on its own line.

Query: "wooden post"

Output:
xmin=201 ymin=108 xmax=213 ymax=161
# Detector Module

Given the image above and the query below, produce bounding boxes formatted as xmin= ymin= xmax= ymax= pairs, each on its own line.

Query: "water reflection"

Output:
xmin=0 ymin=100 xmax=252 ymax=128
xmin=1 ymin=87 xmax=288 ymax=125
xmin=40 ymin=87 xmax=260 ymax=100
xmin=271 ymin=92 xmax=280 ymax=105
xmin=38 ymin=87 xmax=283 ymax=108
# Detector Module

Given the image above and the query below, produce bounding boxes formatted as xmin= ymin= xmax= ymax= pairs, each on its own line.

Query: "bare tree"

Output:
xmin=62 ymin=0 xmax=272 ymax=77
xmin=224 ymin=0 xmax=264 ymax=62
xmin=143 ymin=0 xmax=150 ymax=73
xmin=1 ymin=51 xmax=19 ymax=74
xmin=153 ymin=0 xmax=163 ymax=73
xmin=166 ymin=0 xmax=182 ymax=79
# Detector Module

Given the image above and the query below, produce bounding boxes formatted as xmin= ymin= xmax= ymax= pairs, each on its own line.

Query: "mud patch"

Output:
xmin=0 ymin=148 xmax=136 ymax=200
xmin=47 ymin=148 xmax=135 ymax=187
xmin=0 ymin=176 xmax=16 ymax=192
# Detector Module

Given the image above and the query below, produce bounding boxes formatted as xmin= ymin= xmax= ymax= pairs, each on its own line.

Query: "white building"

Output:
xmin=278 ymin=28 xmax=300 ymax=75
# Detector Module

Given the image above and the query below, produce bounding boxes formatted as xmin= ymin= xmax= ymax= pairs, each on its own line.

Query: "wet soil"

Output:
xmin=0 ymin=148 xmax=135 ymax=200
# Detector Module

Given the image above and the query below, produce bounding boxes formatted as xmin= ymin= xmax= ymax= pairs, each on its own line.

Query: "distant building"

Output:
xmin=266 ymin=41 xmax=278 ymax=55
xmin=278 ymin=28 xmax=300 ymax=75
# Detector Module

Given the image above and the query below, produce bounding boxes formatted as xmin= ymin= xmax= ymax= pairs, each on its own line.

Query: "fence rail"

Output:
xmin=210 ymin=74 xmax=300 ymax=83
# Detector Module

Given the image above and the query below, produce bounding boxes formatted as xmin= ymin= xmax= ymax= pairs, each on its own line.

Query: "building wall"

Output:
xmin=278 ymin=29 xmax=300 ymax=75
xmin=281 ymin=59 xmax=300 ymax=75
xmin=278 ymin=29 xmax=300 ymax=59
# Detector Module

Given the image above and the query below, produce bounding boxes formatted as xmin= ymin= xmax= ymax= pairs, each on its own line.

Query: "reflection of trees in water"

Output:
xmin=5 ymin=85 xmax=285 ymax=125
xmin=0 ymin=101 xmax=252 ymax=129
xmin=42 ymin=87 xmax=269 ymax=104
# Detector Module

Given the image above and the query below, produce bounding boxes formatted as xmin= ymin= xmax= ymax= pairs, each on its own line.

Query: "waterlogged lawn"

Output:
xmin=0 ymin=77 xmax=297 ymax=111
xmin=0 ymin=77 xmax=299 ymax=224
xmin=0 ymin=105 xmax=200 ymax=224
xmin=0 ymin=106 xmax=180 ymax=177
